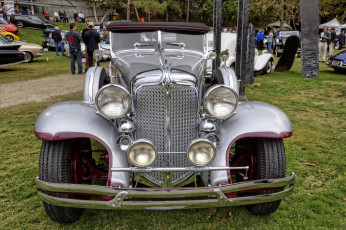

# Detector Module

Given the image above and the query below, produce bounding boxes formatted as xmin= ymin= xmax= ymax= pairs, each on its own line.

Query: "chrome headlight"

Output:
xmin=96 ymin=84 xmax=131 ymax=119
xmin=127 ymin=140 xmax=157 ymax=167
xmin=204 ymin=85 xmax=238 ymax=119
xmin=187 ymin=139 xmax=216 ymax=166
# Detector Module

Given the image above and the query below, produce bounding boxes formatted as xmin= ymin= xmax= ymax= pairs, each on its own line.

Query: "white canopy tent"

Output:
xmin=268 ymin=21 xmax=292 ymax=30
xmin=319 ymin=18 xmax=342 ymax=35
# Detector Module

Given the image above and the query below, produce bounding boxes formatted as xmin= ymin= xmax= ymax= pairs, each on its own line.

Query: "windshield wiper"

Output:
xmin=134 ymin=43 xmax=154 ymax=48
xmin=166 ymin=42 xmax=185 ymax=49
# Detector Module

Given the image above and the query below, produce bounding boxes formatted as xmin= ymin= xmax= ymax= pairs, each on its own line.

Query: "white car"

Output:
xmin=207 ymin=32 xmax=274 ymax=75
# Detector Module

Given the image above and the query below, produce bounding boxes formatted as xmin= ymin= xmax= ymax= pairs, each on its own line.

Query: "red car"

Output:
xmin=0 ymin=18 xmax=18 ymax=34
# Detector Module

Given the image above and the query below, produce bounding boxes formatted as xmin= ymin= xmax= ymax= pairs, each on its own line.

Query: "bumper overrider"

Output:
xmin=36 ymin=172 xmax=295 ymax=210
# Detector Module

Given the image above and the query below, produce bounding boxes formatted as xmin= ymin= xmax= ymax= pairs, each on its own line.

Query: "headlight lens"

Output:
xmin=96 ymin=84 xmax=131 ymax=119
xmin=204 ymin=85 xmax=238 ymax=119
xmin=187 ymin=139 xmax=216 ymax=166
xmin=127 ymin=140 xmax=157 ymax=167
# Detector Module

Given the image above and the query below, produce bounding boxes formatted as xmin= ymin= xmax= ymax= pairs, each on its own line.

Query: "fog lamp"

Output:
xmin=187 ymin=139 xmax=216 ymax=166
xmin=127 ymin=140 xmax=157 ymax=167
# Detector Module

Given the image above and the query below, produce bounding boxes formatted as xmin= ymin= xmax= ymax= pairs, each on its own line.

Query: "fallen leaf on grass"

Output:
xmin=222 ymin=212 xmax=232 ymax=220
xmin=252 ymin=83 xmax=261 ymax=87
xmin=303 ymin=162 xmax=319 ymax=167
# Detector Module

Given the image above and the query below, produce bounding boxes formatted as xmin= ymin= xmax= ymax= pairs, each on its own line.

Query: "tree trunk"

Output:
xmin=127 ymin=0 xmax=131 ymax=21
xmin=93 ymin=5 xmax=98 ymax=24
xmin=100 ymin=9 xmax=112 ymax=22
xmin=148 ymin=11 xmax=151 ymax=22
xmin=186 ymin=0 xmax=190 ymax=22
xmin=166 ymin=7 xmax=169 ymax=21
xmin=280 ymin=10 xmax=284 ymax=30
xmin=134 ymin=6 xmax=140 ymax=22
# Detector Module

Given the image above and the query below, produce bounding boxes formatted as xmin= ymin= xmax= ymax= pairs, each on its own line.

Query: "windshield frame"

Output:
xmin=111 ymin=30 xmax=208 ymax=55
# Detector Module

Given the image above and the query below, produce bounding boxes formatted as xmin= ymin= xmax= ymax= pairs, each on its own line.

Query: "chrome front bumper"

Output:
xmin=36 ymin=173 xmax=295 ymax=210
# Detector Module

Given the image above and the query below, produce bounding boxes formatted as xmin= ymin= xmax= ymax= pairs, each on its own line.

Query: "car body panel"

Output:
xmin=210 ymin=101 xmax=292 ymax=185
xmin=10 ymin=14 xmax=55 ymax=30
xmin=327 ymin=50 xmax=346 ymax=70
xmin=0 ymin=34 xmax=43 ymax=58
xmin=0 ymin=18 xmax=18 ymax=34
xmin=207 ymin=32 xmax=273 ymax=73
xmin=0 ymin=49 xmax=25 ymax=66
xmin=0 ymin=29 xmax=20 ymax=41
xmin=34 ymin=101 xmax=130 ymax=187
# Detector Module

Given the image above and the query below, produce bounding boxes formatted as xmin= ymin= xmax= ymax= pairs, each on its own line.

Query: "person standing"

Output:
xmin=319 ymin=26 xmax=331 ymax=63
xmin=338 ymin=31 xmax=345 ymax=50
xmin=82 ymin=20 xmax=90 ymax=72
xmin=84 ymin=22 xmax=101 ymax=69
xmin=329 ymin=28 xmax=336 ymax=56
xmin=73 ymin=11 xmax=78 ymax=22
xmin=67 ymin=23 xmax=83 ymax=74
xmin=2 ymin=4 xmax=7 ymax=20
xmin=267 ymin=30 xmax=273 ymax=52
xmin=52 ymin=26 xmax=65 ymax=56
xmin=256 ymin=27 xmax=264 ymax=51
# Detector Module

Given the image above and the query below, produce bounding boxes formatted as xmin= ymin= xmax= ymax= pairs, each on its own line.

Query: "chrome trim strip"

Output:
xmin=36 ymin=173 xmax=295 ymax=210
xmin=111 ymin=166 xmax=249 ymax=172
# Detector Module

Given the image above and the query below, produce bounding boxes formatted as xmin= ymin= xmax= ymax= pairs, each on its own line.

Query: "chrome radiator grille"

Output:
xmin=135 ymin=84 xmax=199 ymax=185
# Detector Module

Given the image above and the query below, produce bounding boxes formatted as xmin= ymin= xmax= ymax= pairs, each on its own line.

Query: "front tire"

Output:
xmin=246 ymin=138 xmax=286 ymax=215
xmin=5 ymin=35 xmax=14 ymax=41
xmin=16 ymin=21 xmax=24 ymax=27
xmin=39 ymin=139 xmax=92 ymax=223
xmin=23 ymin=51 xmax=33 ymax=63
xmin=262 ymin=61 xmax=272 ymax=74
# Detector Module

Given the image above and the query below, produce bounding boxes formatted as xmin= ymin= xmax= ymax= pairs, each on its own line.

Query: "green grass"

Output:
xmin=0 ymin=53 xmax=345 ymax=229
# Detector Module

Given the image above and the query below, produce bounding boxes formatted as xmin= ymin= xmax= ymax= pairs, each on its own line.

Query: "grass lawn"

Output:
xmin=0 ymin=36 xmax=345 ymax=229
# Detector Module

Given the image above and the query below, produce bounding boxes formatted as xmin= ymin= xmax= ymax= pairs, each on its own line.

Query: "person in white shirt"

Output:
xmin=78 ymin=12 xmax=85 ymax=23
xmin=53 ymin=10 xmax=60 ymax=22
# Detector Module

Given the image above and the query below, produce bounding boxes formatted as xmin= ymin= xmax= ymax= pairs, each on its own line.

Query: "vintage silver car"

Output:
xmin=34 ymin=22 xmax=295 ymax=223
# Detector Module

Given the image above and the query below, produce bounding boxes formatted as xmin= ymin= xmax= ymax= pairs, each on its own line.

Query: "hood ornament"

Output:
xmin=160 ymin=57 xmax=172 ymax=90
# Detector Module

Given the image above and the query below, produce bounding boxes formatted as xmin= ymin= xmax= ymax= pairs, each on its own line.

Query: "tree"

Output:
xmin=133 ymin=0 xmax=167 ymax=21
xmin=85 ymin=0 xmax=120 ymax=23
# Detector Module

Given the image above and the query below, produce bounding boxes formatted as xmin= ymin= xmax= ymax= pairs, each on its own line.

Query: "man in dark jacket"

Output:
xmin=51 ymin=26 xmax=65 ymax=56
xmin=67 ymin=23 xmax=83 ymax=74
xmin=82 ymin=20 xmax=90 ymax=71
xmin=83 ymin=22 xmax=101 ymax=69
xmin=329 ymin=28 xmax=336 ymax=56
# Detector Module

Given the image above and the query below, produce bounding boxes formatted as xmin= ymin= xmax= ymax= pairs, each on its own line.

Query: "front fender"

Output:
xmin=34 ymin=101 xmax=129 ymax=187
xmin=210 ymin=101 xmax=292 ymax=186
xmin=254 ymin=53 xmax=274 ymax=71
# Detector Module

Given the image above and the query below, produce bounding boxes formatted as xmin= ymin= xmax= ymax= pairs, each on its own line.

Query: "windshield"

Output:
xmin=112 ymin=31 xmax=206 ymax=52
xmin=0 ymin=18 xmax=9 ymax=25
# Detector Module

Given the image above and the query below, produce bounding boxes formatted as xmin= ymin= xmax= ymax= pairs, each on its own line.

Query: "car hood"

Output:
xmin=330 ymin=50 xmax=346 ymax=61
xmin=112 ymin=50 xmax=206 ymax=80
xmin=12 ymin=41 xmax=42 ymax=49
xmin=1 ymin=24 xmax=17 ymax=30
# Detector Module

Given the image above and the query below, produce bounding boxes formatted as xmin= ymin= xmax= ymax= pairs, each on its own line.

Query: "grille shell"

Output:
xmin=135 ymin=84 xmax=199 ymax=185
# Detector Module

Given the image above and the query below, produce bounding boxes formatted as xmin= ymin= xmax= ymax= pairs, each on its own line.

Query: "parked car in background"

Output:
xmin=207 ymin=32 xmax=274 ymax=75
xmin=0 ymin=49 xmax=25 ymax=67
xmin=326 ymin=50 xmax=346 ymax=73
xmin=0 ymin=35 xmax=43 ymax=62
xmin=43 ymin=27 xmax=55 ymax=35
xmin=0 ymin=29 xmax=20 ymax=41
xmin=42 ymin=30 xmax=68 ymax=51
xmin=273 ymin=30 xmax=301 ymax=57
xmin=34 ymin=22 xmax=295 ymax=223
xmin=0 ymin=17 xmax=18 ymax=34
xmin=10 ymin=14 xmax=55 ymax=30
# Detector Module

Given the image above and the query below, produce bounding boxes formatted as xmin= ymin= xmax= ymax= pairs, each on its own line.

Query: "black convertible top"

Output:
xmin=107 ymin=22 xmax=211 ymax=34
